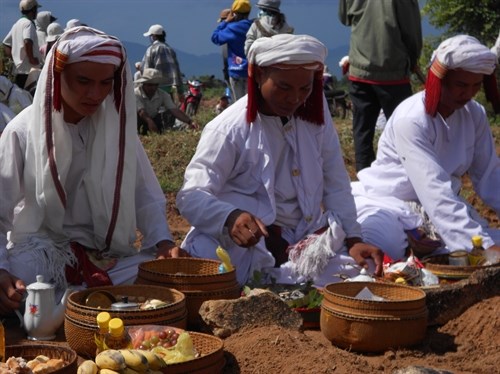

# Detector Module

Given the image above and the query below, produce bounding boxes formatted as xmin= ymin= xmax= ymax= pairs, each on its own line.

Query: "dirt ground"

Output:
xmin=165 ymin=192 xmax=499 ymax=374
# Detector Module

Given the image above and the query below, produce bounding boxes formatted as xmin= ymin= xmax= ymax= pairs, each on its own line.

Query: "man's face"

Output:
xmin=255 ymin=66 xmax=315 ymax=117
xmin=61 ymin=61 xmax=115 ymax=124
xmin=142 ymin=83 xmax=159 ymax=98
xmin=439 ymin=69 xmax=483 ymax=117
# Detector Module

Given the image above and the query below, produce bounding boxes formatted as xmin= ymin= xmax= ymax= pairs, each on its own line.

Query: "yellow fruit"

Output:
xmin=216 ymin=246 xmax=234 ymax=272
xmin=138 ymin=350 xmax=166 ymax=370
xmin=95 ymin=350 xmax=126 ymax=371
xmin=118 ymin=350 xmax=149 ymax=372
xmin=395 ymin=277 xmax=407 ymax=285
xmin=98 ymin=369 xmax=121 ymax=374
xmin=77 ymin=360 xmax=98 ymax=374
xmin=120 ymin=367 xmax=140 ymax=374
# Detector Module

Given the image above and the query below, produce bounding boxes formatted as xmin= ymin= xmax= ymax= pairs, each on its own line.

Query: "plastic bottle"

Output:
xmin=103 ymin=317 xmax=132 ymax=350
xmin=469 ymin=236 xmax=486 ymax=266
xmin=95 ymin=311 xmax=111 ymax=355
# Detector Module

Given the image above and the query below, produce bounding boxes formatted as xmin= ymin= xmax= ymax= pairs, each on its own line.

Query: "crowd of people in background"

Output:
xmin=0 ymin=0 xmax=499 ymax=318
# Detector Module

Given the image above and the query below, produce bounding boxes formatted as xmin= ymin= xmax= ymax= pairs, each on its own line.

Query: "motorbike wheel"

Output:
xmin=186 ymin=101 xmax=199 ymax=117
xmin=335 ymin=100 xmax=347 ymax=119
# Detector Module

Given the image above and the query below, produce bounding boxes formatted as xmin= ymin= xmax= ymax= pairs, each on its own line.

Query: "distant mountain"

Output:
xmin=123 ymin=40 xmax=350 ymax=81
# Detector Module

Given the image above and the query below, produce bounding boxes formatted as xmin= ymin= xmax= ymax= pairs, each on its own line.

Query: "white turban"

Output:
xmin=54 ymin=31 xmax=123 ymax=72
xmin=247 ymin=34 xmax=327 ymax=67
xmin=430 ymin=35 xmax=497 ymax=76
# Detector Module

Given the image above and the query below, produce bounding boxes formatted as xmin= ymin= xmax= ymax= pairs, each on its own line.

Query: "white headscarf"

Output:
xmin=247 ymin=33 xmax=327 ymax=68
xmin=430 ymin=35 xmax=497 ymax=76
xmin=12 ymin=26 xmax=138 ymax=257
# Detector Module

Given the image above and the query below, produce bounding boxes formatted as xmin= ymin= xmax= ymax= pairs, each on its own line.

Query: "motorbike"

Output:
xmin=323 ymin=73 xmax=351 ymax=119
xmin=180 ymin=80 xmax=203 ymax=117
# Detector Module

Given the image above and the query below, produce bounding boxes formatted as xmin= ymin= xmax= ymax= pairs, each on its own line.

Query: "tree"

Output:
xmin=422 ymin=0 xmax=500 ymax=46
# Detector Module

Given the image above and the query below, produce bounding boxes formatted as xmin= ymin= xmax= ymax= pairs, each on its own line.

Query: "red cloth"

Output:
xmin=65 ymin=242 xmax=113 ymax=287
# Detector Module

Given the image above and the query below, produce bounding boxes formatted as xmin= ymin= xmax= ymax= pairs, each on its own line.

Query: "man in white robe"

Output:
xmin=177 ymin=34 xmax=383 ymax=286
xmin=0 ymin=26 xmax=185 ymax=316
xmin=352 ymin=35 xmax=500 ymax=261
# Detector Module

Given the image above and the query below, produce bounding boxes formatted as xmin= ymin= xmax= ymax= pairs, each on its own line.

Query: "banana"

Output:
xmin=118 ymin=350 xmax=149 ymax=372
xmin=77 ymin=360 xmax=99 ymax=374
xmin=138 ymin=350 xmax=166 ymax=371
xmin=216 ymin=245 xmax=234 ymax=272
xmin=120 ymin=367 xmax=140 ymax=374
xmin=95 ymin=350 xmax=126 ymax=371
xmin=98 ymin=369 xmax=121 ymax=374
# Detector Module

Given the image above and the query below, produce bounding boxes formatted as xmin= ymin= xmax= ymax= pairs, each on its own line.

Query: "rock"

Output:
xmin=199 ymin=288 xmax=303 ymax=338
xmin=392 ymin=365 xmax=454 ymax=374
xmin=424 ymin=266 xmax=500 ymax=325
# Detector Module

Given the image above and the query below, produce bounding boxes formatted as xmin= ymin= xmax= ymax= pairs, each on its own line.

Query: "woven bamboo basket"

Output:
xmin=160 ymin=332 xmax=225 ymax=374
xmin=320 ymin=282 xmax=428 ymax=352
xmin=64 ymin=285 xmax=187 ymax=358
xmin=422 ymin=254 xmax=498 ymax=280
xmin=5 ymin=344 xmax=78 ymax=374
xmin=135 ymin=258 xmax=241 ymax=328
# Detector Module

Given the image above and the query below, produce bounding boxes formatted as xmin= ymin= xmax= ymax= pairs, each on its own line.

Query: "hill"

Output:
xmin=123 ymin=41 xmax=349 ymax=80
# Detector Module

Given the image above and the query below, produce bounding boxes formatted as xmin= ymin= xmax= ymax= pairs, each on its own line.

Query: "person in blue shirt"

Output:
xmin=211 ymin=0 xmax=253 ymax=102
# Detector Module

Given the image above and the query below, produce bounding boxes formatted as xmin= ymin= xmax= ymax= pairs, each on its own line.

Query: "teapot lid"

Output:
xmin=26 ymin=275 xmax=54 ymax=290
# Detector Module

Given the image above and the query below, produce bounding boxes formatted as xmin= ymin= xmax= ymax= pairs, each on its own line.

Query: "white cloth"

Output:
xmin=0 ymin=76 xmax=33 ymax=114
xmin=353 ymin=91 xmax=500 ymax=259
xmin=430 ymin=35 xmax=497 ymax=75
xmin=177 ymin=96 xmax=363 ymax=286
xmin=2 ymin=17 xmax=41 ymax=75
xmin=0 ymin=102 xmax=15 ymax=132
xmin=0 ymin=27 xmax=173 ymax=290
xmin=247 ymin=34 xmax=327 ymax=67
xmin=492 ymin=30 xmax=500 ymax=61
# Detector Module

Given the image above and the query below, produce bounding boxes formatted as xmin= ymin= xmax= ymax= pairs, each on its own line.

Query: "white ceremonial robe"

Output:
xmin=177 ymin=96 xmax=375 ymax=286
xmin=0 ymin=107 xmax=173 ymax=287
xmin=352 ymin=91 xmax=500 ymax=260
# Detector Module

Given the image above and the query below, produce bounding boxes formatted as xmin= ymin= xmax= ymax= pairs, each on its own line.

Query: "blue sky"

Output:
xmin=1 ymin=0 xmax=441 ymax=57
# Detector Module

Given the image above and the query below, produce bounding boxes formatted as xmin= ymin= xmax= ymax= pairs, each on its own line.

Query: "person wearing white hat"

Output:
xmin=35 ymin=10 xmax=57 ymax=49
xmin=244 ymin=0 xmax=294 ymax=56
xmin=0 ymin=26 xmax=187 ymax=316
xmin=135 ymin=68 xmax=194 ymax=134
xmin=65 ymin=18 xmax=82 ymax=31
xmin=351 ymin=35 xmax=500 ymax=262
xmin=177 ymin=33 xmax=384 ymax=287
xmin=141 ymin=24 xmax=185 ymax=105
xmin=2 ymin=0 xmax=42 ymax=89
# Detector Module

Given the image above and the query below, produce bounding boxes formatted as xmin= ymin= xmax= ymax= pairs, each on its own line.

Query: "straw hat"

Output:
xmin=135 ymin=68 xmax=166 ymax=84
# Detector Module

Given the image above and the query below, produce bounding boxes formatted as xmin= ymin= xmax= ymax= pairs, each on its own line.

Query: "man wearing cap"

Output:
xmin=141 ymin=24 xmax=185 ymax=105
xmin=177 ymin=33 xmax=383 ymax=287
xmin=351 ymin=35 xmax=500 ymax=262
xmin=135 ymin=68 xmax=194 ymax=134
xmin=244 ymin=0 xmax=294 ymax=56
xmin=2 ymin=0 xmax=42 ymax=88
xmin=211 ymin=0 xmax=253 ymax=102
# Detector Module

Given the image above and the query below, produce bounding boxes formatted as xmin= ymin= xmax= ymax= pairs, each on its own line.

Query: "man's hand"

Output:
xmin=225 ymin=209 xmax=268 ymax=248
xmin=0 ymin=269 xmax=25 ymax=316
xmin=348 ymin=241 xmax=384 ymax=277
xmin=146 ymin=118 xmax=159 ymax=133
xmin=156 ymin=240 xmax=190 ymax=259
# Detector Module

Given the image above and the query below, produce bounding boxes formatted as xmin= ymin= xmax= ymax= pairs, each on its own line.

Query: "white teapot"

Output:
xmin=23 ymin=275 xmax=73 ymax=340
xmin=345 ymin=268 xmax=375 ymax=282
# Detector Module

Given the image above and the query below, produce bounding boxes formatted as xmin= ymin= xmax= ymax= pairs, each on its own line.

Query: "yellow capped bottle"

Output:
xmin=469 ymin=236 xmax=486 ymax=266
xmin=95 ymin=311 xmax=111 ymax=355
xmin=103 ymin=318 xmax=132 ymax=350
